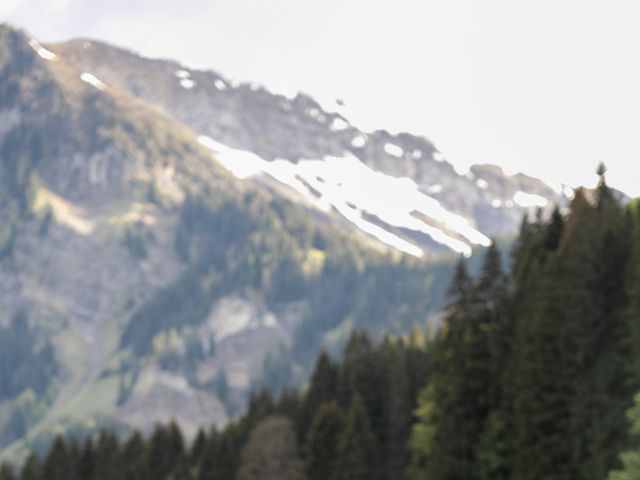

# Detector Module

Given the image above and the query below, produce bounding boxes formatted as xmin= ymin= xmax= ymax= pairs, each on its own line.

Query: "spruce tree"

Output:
xmin=305 ymin=402 xmax=344 ymax=480
xmin=0 ymin=463 xmax=14 ymax=480
xmin=609 ymin=392 xmax=640 ymax=480
xmin=18 ymin=454 xmax=41 ymax=480
xmin=334 ymin=395 xmax=377 ymax=480
xmin=411 ymin=251 xmax=502 ymax=480
xmin=91 ymin=431 xmax=124 ymax=480
xmin=297 ymin=351 xmax=338 ymax=441
xmin=148 ymin=422 xmax=185 ymax=480
xmin=507 ymin=172 xmax=633 ymax=480
xmin=42 ymin=436 xmax=71 ymax=480
xmin=122 ymin=431 xmax=150 ymax=480
xmin=77 ymin=438 xmax=94 ymax=480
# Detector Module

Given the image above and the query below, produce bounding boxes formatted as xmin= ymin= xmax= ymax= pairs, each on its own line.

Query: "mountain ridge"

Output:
xmin=42 ymin=28 xmax=569 ymax=257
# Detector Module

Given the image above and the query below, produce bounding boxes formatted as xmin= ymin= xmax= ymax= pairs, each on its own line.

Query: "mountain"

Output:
xmin=0 ymin=23 xmax=567 ymax=458
xmin=49 ymin=35 xmax=570 ymax=257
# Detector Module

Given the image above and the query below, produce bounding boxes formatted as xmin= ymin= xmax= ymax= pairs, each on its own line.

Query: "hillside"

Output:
xmin=3 ymin=172 xmax=638 ymax=480
xmin=0 ymin=23 xmax=456 ymax=458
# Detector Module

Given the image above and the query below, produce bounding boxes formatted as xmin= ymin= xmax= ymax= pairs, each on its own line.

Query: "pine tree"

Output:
xmin=297 ymin=351 xmax=338 ymax=441
xmin=42 ymin=436 xmax=71 ymax=480
xmin=197 ymin=428 xmax=241 ymax=480
xmin=191 ymin=429 xmax=208 ymax=466
xmin=609 ymin=392 xmax=640 ymax=480
xmin=77 ymin=438 xmax=94 ymax=480
xmin=410 ymin=253 xmax=499 ymax=480
xmin=148 ymin=422 xmax=185 ymax=480
xmin=18 ymin=454 xmax=41 ymax=480
xmin=334 ymin=395 xmax=377 ymax=480
xmin=0 ymin=463 xmax=15 ymax=480
xmin=626 ymin=200 xmax=640 ymax=382
xmin=122 ymin=431 xmax=150 ymax=480
xmin=379 ymin=337 xmax=412 ymax=480
xmin=507 ymin=171 xmax=633 ymax=480
xmin=91 ymin=431 xmax=124 ymax=480
xmin=305 ymin=402 xmax=344 ymax=480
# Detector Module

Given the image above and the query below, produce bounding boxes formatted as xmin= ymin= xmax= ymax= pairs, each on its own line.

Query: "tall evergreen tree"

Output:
xmin=90 ymin=431 xmax=124 ymax=480
xmin=507 ymin=171 xmax=633 ymax=480
xmin=334 ymin=395 xmax=377 ymax=480
xmin=19 ymin=454 xmax=41 ymax=480
xmin=148 ymin=422 xmax=185 ymax=480
xmin=42 ymin=436 xmax=72 ymax=480
xmin=0 ymin=463 xmax=14 ymax=480
xmin=411 ymin=249 xmax=504 ymax=480
xmin=122 ymin=431 xmax=150 ymax=480
xmin=297 ymin=351 xmax=338 ymax=441
xmin=609 ymin=392 xmax=640 ymax=480
xmin=305 ymin=402 xmax=344 ymax=480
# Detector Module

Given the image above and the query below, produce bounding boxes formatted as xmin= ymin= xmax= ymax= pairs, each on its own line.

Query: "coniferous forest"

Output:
xmin=3 ymin=170 xmax=640 ymax=479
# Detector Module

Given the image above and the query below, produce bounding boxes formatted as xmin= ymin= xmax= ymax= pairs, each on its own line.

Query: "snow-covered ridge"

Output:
xmin=198 ymin=136 xmax=492 ymax=257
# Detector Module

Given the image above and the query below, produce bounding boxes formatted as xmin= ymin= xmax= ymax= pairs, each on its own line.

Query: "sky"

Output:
xmin=2 ymin=0 xmax=640 ymax=196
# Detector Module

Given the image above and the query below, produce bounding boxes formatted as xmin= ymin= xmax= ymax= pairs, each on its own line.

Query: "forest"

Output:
xmin=2 ymin=169 xmax=640 ymax=479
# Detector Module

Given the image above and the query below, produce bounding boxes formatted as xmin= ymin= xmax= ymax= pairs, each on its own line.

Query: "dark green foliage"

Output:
xmin=147 ymin=422 xmax=185 ymax=480
xmin=305 ymin=402 xmax=344 ymax=480
xmin=410 ymin=248 xmax=506 ymax=480
xmin=18 ymin=454 xmax=41 ymax=480
xmin=8 ymin=329 xmax=429 ymax=480
xmin=0 ymin=463 xmax=15 ymax=480
xmin=609 ymin=393 xmax=640 ymax=480
xmin=411 ymin=170 xmax=640 ymax=480
xmin=506 ymin=185 xmax=632 ymax=480
xmin=41 ymin=436 xmax=71 ymax=480
xmin=297 ymin=351 xmax=339 ymax=441
xmin=334 ymin=395 xmax=378 ymax=480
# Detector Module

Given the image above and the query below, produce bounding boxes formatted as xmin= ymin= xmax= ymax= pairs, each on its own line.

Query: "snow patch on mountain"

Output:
xmin=330 ymin=117 xmax=349 ymax=131
xmin=563 ymin=185 xmax=575 ymax=199
xmin=476 ymin=178 xmax=489 ymax=189
xmin=80 ymin=73 xmax=106 ymax=90
xmin=384 ymin=143 xmax=404 ymax=158
xmin=199 ymin=136 xmax=492 ymax=257
xmin=351 ymin=134 xmax=366 ymax=148
xmin=513 ymin=191 xmax=548 ymax=208
xmin=28 ymin=39 xmax=56 ymax=60
xmin=180 ymin=78 xmax=196 ymax=89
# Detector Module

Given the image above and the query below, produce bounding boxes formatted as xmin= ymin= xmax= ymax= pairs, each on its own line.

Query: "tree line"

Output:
xmin=4 ymin=167 xmax=640 ymax=479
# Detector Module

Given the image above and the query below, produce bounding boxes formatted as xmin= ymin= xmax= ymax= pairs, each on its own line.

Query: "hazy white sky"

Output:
xmin=3 ymin=0 xmax=640 ymax=196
